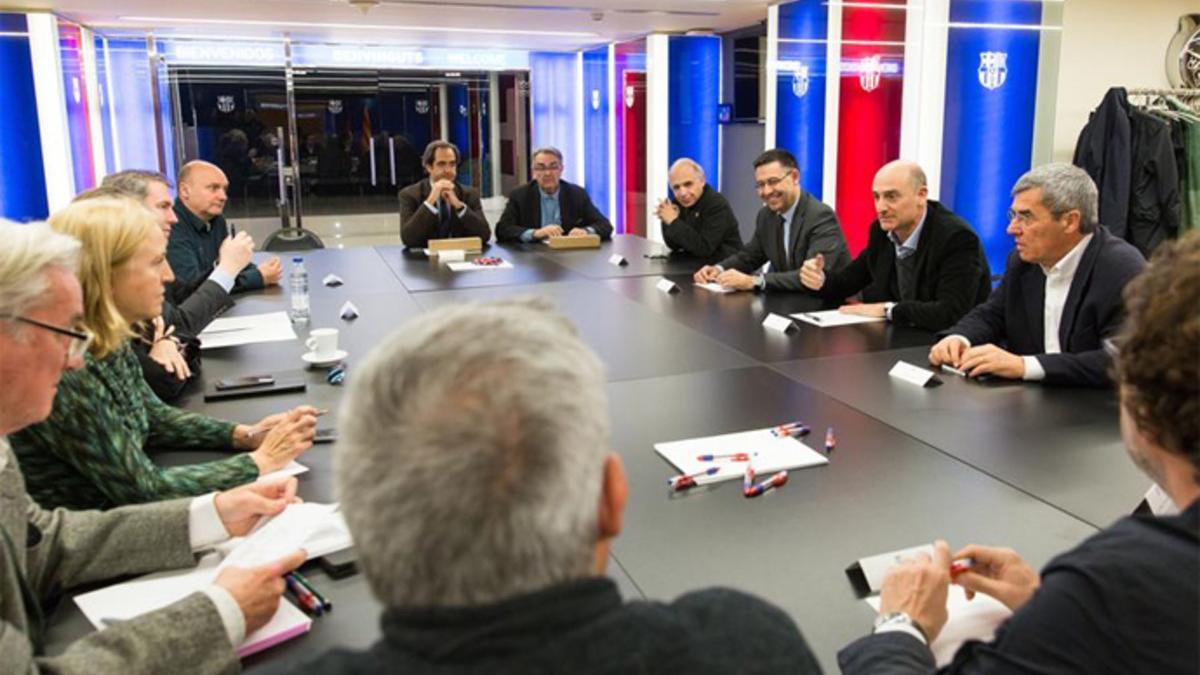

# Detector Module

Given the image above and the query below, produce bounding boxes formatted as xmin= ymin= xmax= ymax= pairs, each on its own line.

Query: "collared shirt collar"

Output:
xmin=888 ymin=206 xmax=928 ymax=259
xmin=1040 ymin=233 xmax=1093 ymax=279
xmin=537 ymin=184 xmax=561 ymax=200
xmin=175 ymin=200 xmax=213 ymax=233
xmin=779 ymin=193 xmax=800 ymax=227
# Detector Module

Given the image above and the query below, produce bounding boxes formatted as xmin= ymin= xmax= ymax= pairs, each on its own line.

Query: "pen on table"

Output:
xmin=744 ymin=470 xmax=788 ymax=498
xmin=668 ymin=466 xmax=720 ymax=491
xmin=743 ymin=464 xmax=756 ymax=491
xmin=771 ymin=421 xmax=809 ymax=437
xmin=291 ymin=570 xmax=332 ymax=611
xmin=695 ymin=452 xmax=751 ymax=462
xmin=941 ymin=364 xmax=968 ymax=378
xmin=286 ymin=573 xmax=325 ymax=615
xmin=824 ymin=426 xmax=837 ymax=454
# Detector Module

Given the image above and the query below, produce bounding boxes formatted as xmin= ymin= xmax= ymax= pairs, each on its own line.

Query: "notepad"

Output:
xmin=73 ymin=502 xmax=351 ymax=658
xmin=791 ymin=309 xmax=885 ymax=327
xmin=74 ymin=552 xmax=313 ymax=659
xmin=866 ymin=586 xmax=1011 ymax=666
xmin=654 ymin=427 xmax=829 ymax=485
xmin=199 ymin=311 xmax=298 ymax=350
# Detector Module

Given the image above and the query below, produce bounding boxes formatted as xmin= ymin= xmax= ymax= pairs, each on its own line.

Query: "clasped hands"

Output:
xmin=929 ymin=337 xmax=1026 ymax=379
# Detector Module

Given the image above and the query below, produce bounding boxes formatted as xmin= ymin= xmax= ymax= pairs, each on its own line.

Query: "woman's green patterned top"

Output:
xmin=9 ymin=342 xmax=259 ymax=509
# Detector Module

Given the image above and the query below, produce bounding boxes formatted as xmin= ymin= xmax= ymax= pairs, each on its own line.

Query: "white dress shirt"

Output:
xmin=948 ymin=234 xmax=1092 ymax=381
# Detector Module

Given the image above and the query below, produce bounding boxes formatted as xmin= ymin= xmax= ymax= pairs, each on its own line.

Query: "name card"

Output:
xmin=889 ymin=360 xmax=939 ymax=387
xmin=436 ymin=249 xmax=466 ymax=262
xmin=762 ymin=313 xmax=796 ymax=334
xmin=656 ymin=278 xmax=680 ymax=294
xmin=609 ymin=254 xmax=629 ymax=267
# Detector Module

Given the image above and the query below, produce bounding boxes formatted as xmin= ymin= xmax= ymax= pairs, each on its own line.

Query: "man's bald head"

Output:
xmin=871 ymin=160 xmax=929 ymax=238
xmin=177 ymin=160 xmax=229 ymax=222
xmin=668 ymin=158 xmax=707 ymax=208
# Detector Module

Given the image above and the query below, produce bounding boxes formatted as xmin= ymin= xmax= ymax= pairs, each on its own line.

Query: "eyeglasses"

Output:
xmin=1007 ymin=209 xmax=1036 ymax=226
xmin=532 ymin=163 xmax=562 ymax=172
xmin=4 ymin=315 xmax=93 ymax=360
xmin=754 ymin=174 xmax=792 ymax=192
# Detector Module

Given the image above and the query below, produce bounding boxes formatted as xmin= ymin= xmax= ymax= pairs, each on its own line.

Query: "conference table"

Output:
xmin=43 ymin=234 xmax=1145 ymax=673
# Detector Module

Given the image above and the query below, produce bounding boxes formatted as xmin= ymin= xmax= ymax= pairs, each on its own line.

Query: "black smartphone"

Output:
xmin=214 ymin=374 xmax=275 ymax=391
xmin=314 ymin=427 xmax=337 ymax=444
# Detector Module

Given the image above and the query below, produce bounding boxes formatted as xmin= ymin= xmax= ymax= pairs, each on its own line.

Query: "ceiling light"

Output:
xmin=117 ymin=16 xmax=599 ymax=38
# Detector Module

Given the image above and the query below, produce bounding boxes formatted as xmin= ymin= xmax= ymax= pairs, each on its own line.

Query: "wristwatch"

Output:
xmin=874 ymin=611 xmax=928 ymax=641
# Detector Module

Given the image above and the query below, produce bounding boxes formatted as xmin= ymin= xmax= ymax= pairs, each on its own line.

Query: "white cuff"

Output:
xmin=456 ymin=205 xmax=469 ymax=218
xmin=884 ymin=302 xmax=897 ymax=322
xmin=207 ymin=268 xmax=237 ymax=294
xmin=874 ymin=622 xmax=928 ymax=646
xmin=1022 ymin=355 xmax=1045 ymax=381
xmin=423 ymin=202 xmax=439 ymax=215
xmin=200 ymin=585 xmax=246 ymax=648
xmin=188 ymin=493 xmax=230 ymax=550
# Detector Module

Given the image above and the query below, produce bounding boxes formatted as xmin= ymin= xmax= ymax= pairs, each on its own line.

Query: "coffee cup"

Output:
xmin=306 ymin=328 xmax=339 ymax=359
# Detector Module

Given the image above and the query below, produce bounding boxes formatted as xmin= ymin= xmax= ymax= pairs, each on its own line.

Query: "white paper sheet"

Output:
xmin=198 ymin=311 xmax=298 ymax=350
xmin=445 ymin=260 xmax=514 ymax=272
xmin=654 ymin=427 xmax=829 ymax=485
xmin=791 ymin=309 xmax=885 ymax=327
xmin=255 ymin=461 xmax=308 ymax=483
xmin=694 ymin=282 xmax=735 ymax=294
xmin=867 ymin=586 xmax=1012 ymax=666
xmin=219 ymin=503 xmax=351 ymax=571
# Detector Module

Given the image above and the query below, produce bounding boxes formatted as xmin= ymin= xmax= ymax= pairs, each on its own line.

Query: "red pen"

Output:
xmin=668 ymin=467 xmax=720 ymax=491
xmin=771 ymin=421 xmax=808 ymax=437
xmin=695 ymin=453 xmax=751 ymax=462
xmin=824 ymin=426 xmax=836 ymax=454
xmin=950 ymin=557 xmax=976 ymax=578
xmin=744 ymin=470 xmax=788 ymax=498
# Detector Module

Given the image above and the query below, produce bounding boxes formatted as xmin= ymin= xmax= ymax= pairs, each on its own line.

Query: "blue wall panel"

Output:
xmin=529 ymin=51 xmax=580 ymax=185
xmin=98 ymin=39 xmax=160 ymax=176
xmin=667 ymin=36 xmax=721 ymax=192
xmin=0 ymin=14 xmax=49 ymax=221
xmin=941 ymin=0 xmax=1042 ymax=274
xmin=775 ymin=0 xmax=828 ymax=198
xmin=582 ymin=47 xmax=610 ymax=218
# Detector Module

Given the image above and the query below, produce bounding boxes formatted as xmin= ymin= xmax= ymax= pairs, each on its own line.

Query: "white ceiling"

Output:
xmin=14 ymin=0 xmax=770 ymax=51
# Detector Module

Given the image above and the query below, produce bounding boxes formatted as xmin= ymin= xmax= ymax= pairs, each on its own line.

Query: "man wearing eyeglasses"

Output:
xmin=694 ymin=148 xmax=849 ymax=294
xmin=494 ymin=147 xmax=613 ymax=243
xmin=0 ymin=220 xmax=306 ymax=674
xmin=928 ymin=163 xmax=1145 ymax=386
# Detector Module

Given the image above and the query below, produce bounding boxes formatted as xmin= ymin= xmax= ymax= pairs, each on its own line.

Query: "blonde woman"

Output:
xmin=10 ymin=197 xmax=316 ymax=510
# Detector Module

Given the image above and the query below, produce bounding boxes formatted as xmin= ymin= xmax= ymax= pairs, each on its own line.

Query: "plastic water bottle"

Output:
xmin=288 ymin=257 xmax=310 ymax=322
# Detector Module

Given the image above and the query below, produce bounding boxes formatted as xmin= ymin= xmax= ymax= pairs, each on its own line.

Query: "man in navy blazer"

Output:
xmin=494 ymin=147 xmax=613 ymax=243
xmin=929 ymin=163 xmax=1144 ymax=387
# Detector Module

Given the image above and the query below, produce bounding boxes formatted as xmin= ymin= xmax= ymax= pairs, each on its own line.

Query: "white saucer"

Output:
xmin=301 ymin=349 xmax=347 ymax=367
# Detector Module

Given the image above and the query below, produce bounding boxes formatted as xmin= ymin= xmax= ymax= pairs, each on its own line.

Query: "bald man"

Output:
xmin=169 ymin=160 xmax=282 ymax=294
xmin=656 ymin=159 xmax=743 ymax=263
xmin=798 ymin=160 xmax=991 ymax=331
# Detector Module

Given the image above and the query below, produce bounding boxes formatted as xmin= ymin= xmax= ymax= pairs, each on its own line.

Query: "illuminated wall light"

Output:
xmin=27 ymin=12 xmax=75 ymax=211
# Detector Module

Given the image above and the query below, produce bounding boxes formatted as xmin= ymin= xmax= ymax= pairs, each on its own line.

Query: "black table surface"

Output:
xmin=40 ymin=239 xmax=1133 ymax=671
xmin=607 ymin=274 xmax=937 ymax=363
xmin=772 ymin=346 xmax=1149 ymax=529
xmin=519 ymin=234 xmax=705 ymax=279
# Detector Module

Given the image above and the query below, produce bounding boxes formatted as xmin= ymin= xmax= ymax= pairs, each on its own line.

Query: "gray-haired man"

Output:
xmin=275 ymin=299 xmax=820 ymax=674
xmin=657 ymin=158 xmax=743 ymax=263
xmin=928 ymin=163 xmax=1145 ymax=386
xmin=0 ymin=220 xmax=304 ymax=674
xmin=495 ymin=147 xmax=614 ymax=242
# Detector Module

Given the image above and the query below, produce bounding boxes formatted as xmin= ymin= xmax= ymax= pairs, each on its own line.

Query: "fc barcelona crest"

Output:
xmin=216 ymin=95 xmax=236 ymax=114
xmin=327 ymin=99 xmax=343 ymax=114
xmin=858 ymin=55 xmax=882 ymax=92
xmin=458 ymin=103 xmax=468 ymax=117
xmin=791 ymin=62 xmax=810 ymax=98
xmin=591 ymin=88 xmax=601 ymax=111
xmin=415 ymin=99 xmax=430 ymax=114
xmin=625 ymin=84 xmax=636 ymax=109
xmin=978 ymin=51 xmax=1008 ymax=90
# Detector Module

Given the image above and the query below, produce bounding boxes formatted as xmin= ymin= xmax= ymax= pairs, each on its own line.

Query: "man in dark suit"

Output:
xmin=494 ymin=147 xmax=613 ymax=242
xmin=694 ymin=148 xmax=849 ymax=292
xmin=839 ymin=233 xmax=1199 ymax=674
xmin=799 ymin=160 xmax=990 ymax=331
xmin=398 ymin=140 xmax=491 ymax=248
xmin=656 ymin=157 xmax=742 ymax=263
xmin=930 ymin=163 xmax=1145 ymax=386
